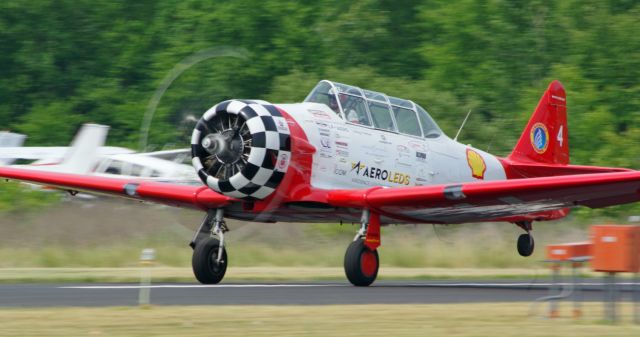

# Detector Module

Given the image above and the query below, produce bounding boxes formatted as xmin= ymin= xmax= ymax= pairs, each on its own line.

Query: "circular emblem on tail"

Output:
xmin=530 ymin=123 xmax=549 ymax=154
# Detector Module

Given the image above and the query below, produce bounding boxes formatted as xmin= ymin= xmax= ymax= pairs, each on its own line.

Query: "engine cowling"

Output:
xmin=191 ymin=100 xmax=291 ymax=200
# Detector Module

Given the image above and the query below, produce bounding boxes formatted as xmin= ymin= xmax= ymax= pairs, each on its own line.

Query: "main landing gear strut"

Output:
xmin=344 ymin=210 xmax=381 ymax=286
xmin=516 ymin=221 xmax=535 ymax=257
xmin=190 ymin=209 xmax=228 ymax=284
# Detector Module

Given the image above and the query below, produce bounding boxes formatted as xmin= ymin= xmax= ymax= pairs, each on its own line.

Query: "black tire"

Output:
xmin=192 ymin=237 xmax=228 ymax=284
xmin=517 ymin=233 xmax=535 ymax=257
xmin=344 ymin=239 xmax=379 ymax=287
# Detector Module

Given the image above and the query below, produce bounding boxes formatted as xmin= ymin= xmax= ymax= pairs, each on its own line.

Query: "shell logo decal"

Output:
xmin=466 ymin=149 xmax=486 ymax=180
xmin=530 ymin=122 xmax=549 ymax=154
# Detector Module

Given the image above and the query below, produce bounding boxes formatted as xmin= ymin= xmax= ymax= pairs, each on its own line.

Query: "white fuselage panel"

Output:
xmin=277 ymin=103 xmax=507 ymax=189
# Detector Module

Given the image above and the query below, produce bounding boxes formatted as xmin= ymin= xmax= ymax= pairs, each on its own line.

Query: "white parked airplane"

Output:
xmin=1 ymin=123 xmax=197 ymax=181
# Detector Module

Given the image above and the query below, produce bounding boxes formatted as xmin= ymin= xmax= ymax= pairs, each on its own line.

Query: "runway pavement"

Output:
xmin=1 ymin=280 xmax=639 ymax=307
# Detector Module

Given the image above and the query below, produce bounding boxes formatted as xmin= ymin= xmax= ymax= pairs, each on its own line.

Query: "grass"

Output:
xmin=0 ymin=204 xmax=594 ymax=269
xmin=0 ymin=303 xmax=639 ymax=337
xmin=0 ymin=198 xmax=619 ymax=271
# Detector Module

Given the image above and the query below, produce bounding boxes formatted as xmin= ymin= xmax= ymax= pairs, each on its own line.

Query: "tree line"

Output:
xmin=1 ymin=0 xmax=639 ymax=215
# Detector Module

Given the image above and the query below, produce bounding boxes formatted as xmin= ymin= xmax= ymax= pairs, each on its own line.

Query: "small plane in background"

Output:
xmin=0 ymin=131 xmax=27 ymax=165
xmin=1 ymin=80 xmax=638 ymax=286
xmin=0 ymin=123 xmax=197 ymax=181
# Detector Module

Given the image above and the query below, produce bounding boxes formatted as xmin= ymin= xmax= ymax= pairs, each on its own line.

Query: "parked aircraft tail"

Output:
xmin=507 ymin=80 xmax=569 ymax=165
xmin=0 ymin=132 xmax=27 ymax=165
xmin=57 ymin=124 xmax=109 ymax=174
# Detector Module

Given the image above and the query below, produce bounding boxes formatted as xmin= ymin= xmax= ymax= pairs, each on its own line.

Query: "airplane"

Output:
xmin=92 ymin=151 xmax=196 ymax=181
xmin=1 ymin=79 xmax=638 ymax=287
xmin=0 ymin=124 xmax=132 ymax=172
xmin=1 ymin=123 xmax=197 ymax=181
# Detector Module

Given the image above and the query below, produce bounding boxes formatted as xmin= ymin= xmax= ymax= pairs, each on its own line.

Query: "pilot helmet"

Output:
xmin=327 ymin=88 xmax=348 ymax=110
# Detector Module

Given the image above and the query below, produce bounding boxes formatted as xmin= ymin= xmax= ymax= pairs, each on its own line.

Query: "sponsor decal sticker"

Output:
xmin=350 ymin=161 xmax=410 ymax=185
xmin=315 ymin=121 xmax=330 ymax=129
xmin=334 ymin=165 xmax=347 ymax=176
xmin=335 ymin=141 xmax=348 ymax=148
xmin=320 ymin=136 xmax=331 ymax=149
xmin=276 ymin=119 xmax=289 ymax=132
xmin=396 ymin=145 xmax=411 ymax=158
xmin=276 ymin=152 xmax=290 ymax=171
xmin=530 ymin=122 xmax=549 ymax=154
xmin=379 ymin=134 xmax=391 ymax=145
xmin=408 ymin=140 xmax=426 ymax=152
xmin=310 ymin=110 xmax=331 ymax=120
xmin=336 ymin=149 xmax=349 ymax=157
xmin=362 ymin=144 xmax=387 ymax=157
xmin=466 ymin=149 xmax=486 ymax=180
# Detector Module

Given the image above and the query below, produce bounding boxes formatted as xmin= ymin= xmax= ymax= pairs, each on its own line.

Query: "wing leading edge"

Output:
xmin=0 ymin=167 xmax=233 ymax=210
xmin=327 ymin=171 xmax=640 ymax=224
xmin=2 ymin=166 xmax=640 ymax=224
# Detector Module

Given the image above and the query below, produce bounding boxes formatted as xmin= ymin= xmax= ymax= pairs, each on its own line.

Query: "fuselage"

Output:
xmin=279 ymin=102 xmax=507 ymax=190
xmin=189 ymin=80 xmax=543 ymax=224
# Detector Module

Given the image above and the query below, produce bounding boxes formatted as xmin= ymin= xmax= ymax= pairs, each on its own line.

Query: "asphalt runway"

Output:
xmin=1 ymin=280 xmax=639 ymax=307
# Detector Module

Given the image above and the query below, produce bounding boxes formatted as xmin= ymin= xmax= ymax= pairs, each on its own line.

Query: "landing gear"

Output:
xmin=344 ymin=210 xmax=381 ymax=286
xmin=516 ymin=221 xmax=535 ymax=257
xmin=190 ymin=209 xmax=229 ymax=284
xmin=344 ymin=239 xmax=379 ymax=286
xmin=517 ymin=234 xmax=535 ymax=257
xmin=192 ymin=237 xmax=228 ymax=284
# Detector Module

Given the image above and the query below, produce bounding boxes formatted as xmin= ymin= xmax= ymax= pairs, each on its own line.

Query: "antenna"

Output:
xmin=453 ymin=109 xmax=472 ymax=142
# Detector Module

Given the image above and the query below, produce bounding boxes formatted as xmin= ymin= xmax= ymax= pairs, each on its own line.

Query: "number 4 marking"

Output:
xmin=557 ymin=125 xmax=563 ymax=147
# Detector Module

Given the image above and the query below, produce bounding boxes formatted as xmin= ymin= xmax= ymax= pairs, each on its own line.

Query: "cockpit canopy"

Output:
xmin=304 ymin=80 xmax=442 ymax=138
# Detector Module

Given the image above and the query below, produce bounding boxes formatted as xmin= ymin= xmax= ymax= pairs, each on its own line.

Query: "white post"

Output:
xmin=138 ymin=248 xmax=155 ymax=306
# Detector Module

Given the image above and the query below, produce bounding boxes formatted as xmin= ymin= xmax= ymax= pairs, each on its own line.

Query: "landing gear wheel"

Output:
xmin=517 ymin=233 xmax=535 ymax=257
xmin=192 ymin=237 xmax=228 ymax=284
xmin=344 ymin=239 xmax=379 ymax=287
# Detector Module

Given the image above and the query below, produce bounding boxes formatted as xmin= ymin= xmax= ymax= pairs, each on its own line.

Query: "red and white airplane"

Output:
xmin=0 ymin=80 xmax=637 ymax=286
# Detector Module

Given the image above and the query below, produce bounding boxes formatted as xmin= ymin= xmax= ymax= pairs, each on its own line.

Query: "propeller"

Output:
xmin=198 ymin=110 xmax=252 ymax=181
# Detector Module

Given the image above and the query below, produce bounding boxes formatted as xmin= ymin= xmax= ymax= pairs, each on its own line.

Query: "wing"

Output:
xmin=327 ymin=171 xmax=640 ymax=223
xmin=0 ymin=147 xmax=70 ymax=160
xmin=0 ymin=167 xmax=233 ymax=210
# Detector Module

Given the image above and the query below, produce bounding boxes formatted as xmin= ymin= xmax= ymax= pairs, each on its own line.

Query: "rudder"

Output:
xmin=508 ymin=80 xmax=569 ymax=165
xmin=58 ymin=124 xmax=109 ymax=174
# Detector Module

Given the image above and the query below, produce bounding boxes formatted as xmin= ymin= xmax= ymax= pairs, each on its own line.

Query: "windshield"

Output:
xmin=305 ymin=80 xmax=442 ymax=138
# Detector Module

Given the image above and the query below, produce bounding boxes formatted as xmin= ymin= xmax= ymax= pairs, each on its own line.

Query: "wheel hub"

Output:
xmin=360 ymin=250 xmax=377 ymax=277
xmin=201 ymin=130 xmax=244 ymax=164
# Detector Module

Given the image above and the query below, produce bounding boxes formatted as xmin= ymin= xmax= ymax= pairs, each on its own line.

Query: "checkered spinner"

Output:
xmin=191 ymin=100 xmax=291 ymax=200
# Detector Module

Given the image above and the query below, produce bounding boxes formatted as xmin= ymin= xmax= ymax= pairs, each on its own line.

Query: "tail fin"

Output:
xmin=507 ymin=80 xmax=569 ymax=165
xmin=0 ymin=132 xmax=27 ymax=165
xmin=58 ymin=124 xmax=109 ymax=174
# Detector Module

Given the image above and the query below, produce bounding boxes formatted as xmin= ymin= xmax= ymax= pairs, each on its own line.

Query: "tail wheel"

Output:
xmin=192 ymin=237 xmax=228 ymax=284
xmin=344 ymin=239 xmax=379 ymax=286
xmin=517 ymin=233 xmax=535 ymax=257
